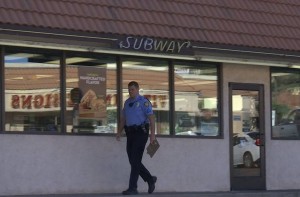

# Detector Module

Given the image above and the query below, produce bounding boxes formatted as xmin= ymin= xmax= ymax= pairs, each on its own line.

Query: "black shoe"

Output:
xmin=148 ymin=176 xmax=157 ymax=194
xmin=122 ymin=189 xmax=138 ymax=195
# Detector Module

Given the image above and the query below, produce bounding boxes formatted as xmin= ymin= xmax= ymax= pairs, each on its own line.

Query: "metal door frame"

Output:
xmin=229 ymin=82 xmax=266 ymax=190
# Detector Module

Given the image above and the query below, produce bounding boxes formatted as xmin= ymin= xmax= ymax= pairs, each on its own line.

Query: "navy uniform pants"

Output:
xmin=125 ymin=125 xmax=153 ymax=190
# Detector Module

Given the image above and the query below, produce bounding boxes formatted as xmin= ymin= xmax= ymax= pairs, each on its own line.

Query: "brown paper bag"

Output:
xmin=146 ymin=139 xmax=160 ymax=158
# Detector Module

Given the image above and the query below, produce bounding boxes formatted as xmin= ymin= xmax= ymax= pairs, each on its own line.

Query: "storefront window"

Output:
xmin=271 ymin=68 xmax=300 ymax=139
xmin=2 ymin=47 xmax=220 ymax=137
xmin=66 ymin=53 xmax=117 ymax=134
xmin=174 ymin=62 xmax=219 ymax=136
xmin=4 ymin=49 xmax=61 ymax=132
xmin=122 ymin=58 xmax=169 ymax=135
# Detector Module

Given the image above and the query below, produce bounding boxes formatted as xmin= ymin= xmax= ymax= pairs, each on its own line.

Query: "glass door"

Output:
xmin=229 ymin=83 xmax=265 ymax=190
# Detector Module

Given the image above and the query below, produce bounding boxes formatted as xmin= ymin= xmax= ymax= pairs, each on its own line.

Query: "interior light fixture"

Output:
xmin=196 ymin=55 xmax=297 ymax=68
xmin=0 ymin=39 xmax=195 ymax=61
xmin=290 ymin=65 xmax=300 ymax=69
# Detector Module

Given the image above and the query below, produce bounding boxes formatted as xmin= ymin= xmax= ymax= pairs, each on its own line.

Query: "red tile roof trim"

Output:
xmin=0 ymin=0 xmax=300 ymax=51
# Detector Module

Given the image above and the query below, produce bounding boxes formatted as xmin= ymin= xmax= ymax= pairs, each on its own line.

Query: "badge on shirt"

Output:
xmin=144 ymin=101 xmax=150 ymax=107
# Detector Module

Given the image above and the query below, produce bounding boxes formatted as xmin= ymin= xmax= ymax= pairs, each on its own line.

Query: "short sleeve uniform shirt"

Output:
xmin=123 ymin=95 xmax=153 ymax=126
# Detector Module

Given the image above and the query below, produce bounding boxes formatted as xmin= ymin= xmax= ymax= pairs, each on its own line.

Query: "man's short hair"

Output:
xmin=128 ymin=81 xmax=139 ymax=88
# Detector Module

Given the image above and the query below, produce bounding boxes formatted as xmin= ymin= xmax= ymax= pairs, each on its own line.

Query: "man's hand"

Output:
xmin=150 ymin=132 xmax=155 ymax=144
xmin=116 ymin=132 xmax=121 ymax=141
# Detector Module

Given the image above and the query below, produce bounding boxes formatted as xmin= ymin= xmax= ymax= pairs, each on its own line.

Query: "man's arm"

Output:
xmin=116 ymin=114 xmax=125 ymax=141
xmin=148 ymin=114 xmax=156 ymax=143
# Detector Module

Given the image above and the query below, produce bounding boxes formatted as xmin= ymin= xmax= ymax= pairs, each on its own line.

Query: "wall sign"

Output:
xmin=74 ymin=67 xmax=107 ymax=119
xmin=118 ymin=36 xmax=191 ymax=54
xmin=9 ymin=93 xmax=168 ymax=111
xmin=11 ymin=93 xmax=60 ymax=110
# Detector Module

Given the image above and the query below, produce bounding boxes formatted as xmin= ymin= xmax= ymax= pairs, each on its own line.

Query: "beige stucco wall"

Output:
xmin=222 ymin=63 xmax=270 ymax=187
xmin=0 ymin=134 xmax=229 ymax=195
xmin=223 ymin=63 xmax=300 ymax=190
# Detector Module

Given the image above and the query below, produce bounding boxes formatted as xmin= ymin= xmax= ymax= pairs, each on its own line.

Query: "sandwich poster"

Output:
xmin=77 ymin=67 xmax=106 ymax=119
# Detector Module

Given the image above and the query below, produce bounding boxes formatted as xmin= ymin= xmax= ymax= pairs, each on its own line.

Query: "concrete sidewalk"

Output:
xmin=2 ymin=190 xmax=300 ymax=197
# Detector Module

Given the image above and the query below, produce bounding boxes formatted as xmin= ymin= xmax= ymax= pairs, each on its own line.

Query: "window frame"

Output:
xmin=64 ymin=51 xmax=118 ymax=134
xmin=0 ymin=46 xmax=222 ymax=139
xmin=270 ymin=67 xmax=300 ymax=140
xmin=3 ymin=46 xmax=63 ymax=134
xmin=171 ymin=60 xmax=223 ymax=138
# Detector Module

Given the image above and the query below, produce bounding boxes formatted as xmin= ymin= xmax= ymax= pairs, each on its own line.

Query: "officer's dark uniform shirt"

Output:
xmin=123 ymin=94 xmax=153 ymax=126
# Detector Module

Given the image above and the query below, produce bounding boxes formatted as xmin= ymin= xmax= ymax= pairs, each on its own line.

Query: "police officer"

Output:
xmin=116 ymin=81 xmax=157 ymax=195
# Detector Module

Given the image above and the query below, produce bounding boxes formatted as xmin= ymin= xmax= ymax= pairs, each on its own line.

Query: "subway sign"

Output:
xmin=118 ymin=36 xmax=192 ymax=54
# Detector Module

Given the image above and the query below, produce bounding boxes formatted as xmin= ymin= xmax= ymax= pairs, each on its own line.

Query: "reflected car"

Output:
xmin=272 ymin=108 xmax=300 ymax=138
xmin=246 ymin=131 xmax=261 ymax=146
xmin=175 ymin=131 xmax=197 ymax=136
xmin=233 ymin=133 xmax=260 ymax=168
xmin=94 ymin=125 xmax=114 ymax=133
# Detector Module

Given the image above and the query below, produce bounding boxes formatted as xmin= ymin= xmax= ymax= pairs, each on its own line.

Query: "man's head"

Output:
xmin=201 ymin=108 xmax=214 ymax=120
xmin=128 ymin=81 xmax=139 ymax=98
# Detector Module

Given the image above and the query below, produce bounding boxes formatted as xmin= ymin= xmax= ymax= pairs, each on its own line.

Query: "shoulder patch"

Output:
xmin=143 ymin=97 xmax=152 ymax=107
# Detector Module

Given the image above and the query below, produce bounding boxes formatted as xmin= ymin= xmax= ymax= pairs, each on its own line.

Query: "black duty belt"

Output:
xmin=125 ymin=123 xmax=149 ymax=132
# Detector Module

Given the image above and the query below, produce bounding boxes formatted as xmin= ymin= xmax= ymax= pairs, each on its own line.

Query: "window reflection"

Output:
xmin=271 ymin=69 xmax=300 ymax=138
xmin=66 ymin=53 xmax=117 ymax=133
xmin=122 ymin=58 xmax=169 ymax=135
xmin=4 ymin=50 xmax=61 ymax=132
xmin=232 ymin=89 xmax=261 ymax=176
xmin=3 ymin=48 xmax=221 ymax=137
xmin=174 ymin=62 xmax=219 ymax=136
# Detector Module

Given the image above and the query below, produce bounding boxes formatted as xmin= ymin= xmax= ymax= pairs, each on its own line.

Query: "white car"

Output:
xmin=175 ymin=131 xmax=197 ymax=136
xmin=233 ymin=133 xmax=260 ymax=168
xmin=272 ymin=109 xmax=300 ymax=138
